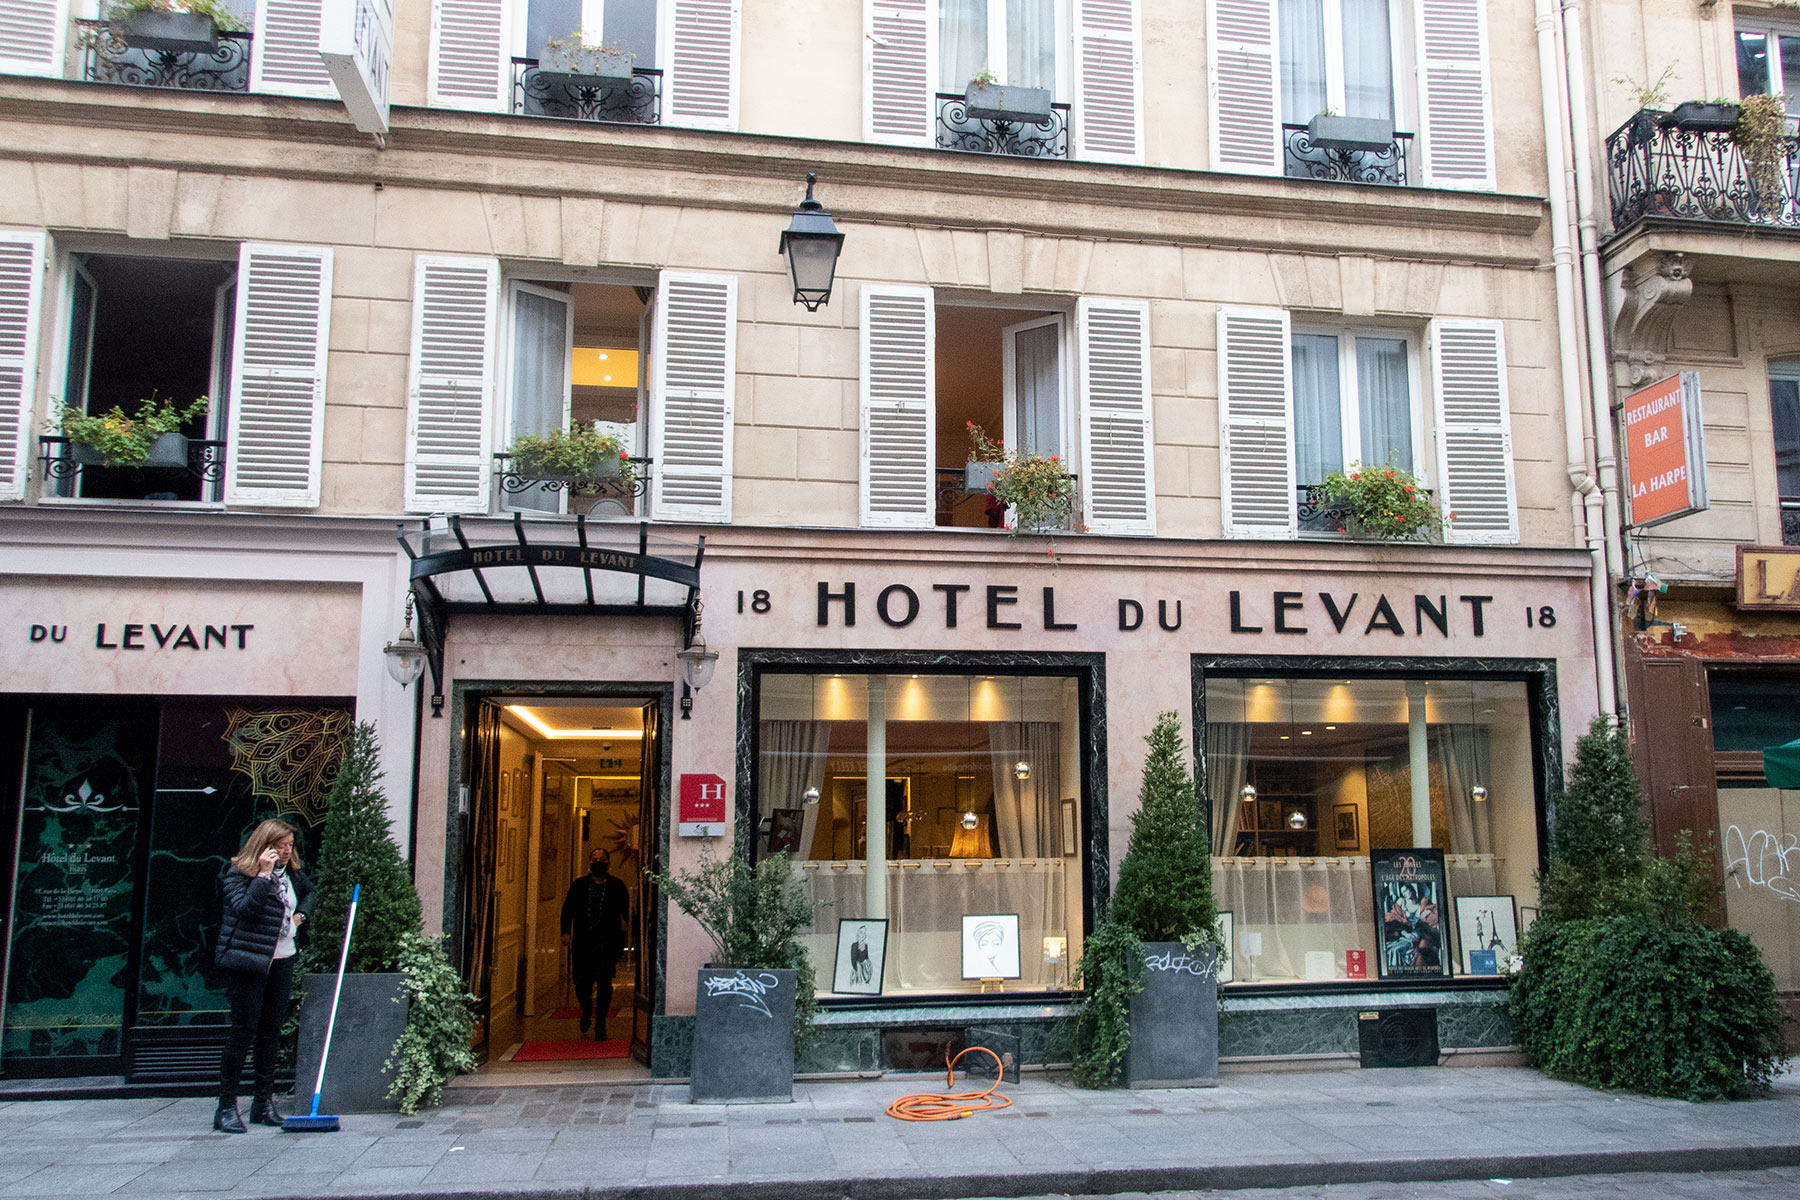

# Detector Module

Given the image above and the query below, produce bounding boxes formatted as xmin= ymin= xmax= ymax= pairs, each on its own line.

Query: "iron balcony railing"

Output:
xmin=1282 ymin=124 xmax=1413 ymax=186
xmin=512 ymin=60 xmax=662 ymax=124
xmin=1606 ymin=108 xmax=1800 ymax=231
xmin=935 ymin=93 xmax=1070 ymax=159
xmin=75 ymin=19 xmax=251 ymax=92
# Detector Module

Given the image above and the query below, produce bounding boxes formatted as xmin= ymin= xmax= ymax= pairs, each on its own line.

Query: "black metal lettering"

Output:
xmin=232 ymin=624 xmax=253 ymax=649
xmin=1320 ymin=593 xmax=1358 ymax=633
xmin=95 ymin=623 xmax=116 ymax=649
xmin=1364 ymin=596 xmax=1404 ymax=636
xmin=1415 ymin=595 xmax=1449 ymax=637
xmin=1229 ymin=591 xmax=1263 ymax=633
xmin=1273 ymin=592 xmax=1306 ymax=634
xmin=987 ymin=586 xmax=1021 ymax=630
xmin=152 ymin=623 xmax=176 ymax=648
xmin=1118 ymin=598 xmax=1143 ymax=631
xmin=1158 ymin=599 xmax=1182 ymax=631
xmin=121 ymin=624 xmax=145 ymax=650
xmin=817 ymin=582 xmax=855 ymax=627
xmin=172 ymin=626 xmax=200 ymax=650
xmin=877 ymin=584 xmax=920 ymax=628
xmin=1044 ymin=587 xmax=1076 ymax=631
xmin=933 ymin=584 xmax=971 ymax=628
xmin=1460 ymin=595 xmax=1492 ymax=637
xmin=205 ymin=625 xmax=227 ymax=649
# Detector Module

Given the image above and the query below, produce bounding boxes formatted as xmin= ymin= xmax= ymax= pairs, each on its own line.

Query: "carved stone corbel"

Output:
xmin=1610 ymin=251 xmax=1693 ymax=389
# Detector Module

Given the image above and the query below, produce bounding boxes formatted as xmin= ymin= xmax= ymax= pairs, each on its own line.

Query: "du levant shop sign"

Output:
xmin=1623 ymin=371 xmax=1708 ymax=528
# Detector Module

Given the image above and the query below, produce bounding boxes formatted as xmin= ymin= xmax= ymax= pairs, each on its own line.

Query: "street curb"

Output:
xmin=232 ymin=1142 xmax=1800 ymax=1200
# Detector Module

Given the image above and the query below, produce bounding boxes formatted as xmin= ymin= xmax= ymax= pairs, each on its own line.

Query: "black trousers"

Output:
xmin=218 ymin=954 xmax=296 ymax=1106
xmin=572 ymin=948 xmax=620 ymax=1034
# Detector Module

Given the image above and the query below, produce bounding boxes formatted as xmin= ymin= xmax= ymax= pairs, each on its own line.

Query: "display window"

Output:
xmin=1202 ymin=672 xmax=1541 ymax=985
xmin=1710 ymin=670 xmax=1800 ymax=992
xmin=753 ymin=670 xmax=1087 ymax=998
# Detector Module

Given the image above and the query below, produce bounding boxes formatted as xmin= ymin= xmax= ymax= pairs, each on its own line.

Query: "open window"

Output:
xmin=1292 ymin=326 xmax=1421 ymax=531
xmin=1737 ymin=17 xmax=1800 ymax=115
xmin=1770 ymin=359 xmax=1800 ymax=545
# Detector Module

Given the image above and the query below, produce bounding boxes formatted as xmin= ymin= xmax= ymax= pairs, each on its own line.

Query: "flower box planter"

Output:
xmin=513 ymin=454 xmax=623 ymax=485
xmin=70 ymin=431 xmax=189 ymax=469
xmin=539 ymin=44 xmax=635 ymax=86
xmin=1123 ymin=941 xmax=1220 ymax=1088
xmin=964 ymin=80 xmax=1053 ymax=123
xmin=1662 ymin=102 xmax=1741 ymax=133
xmin=115 ymin=11 xmax=220 ymax=55
xmin=295 ymin=972 xmax=410 ymax=1114
xmin=690 ymin=967 xmax=795 ymax=1104
xmin=1307 ymin=113 xmax=1396 ymax=152
xmin=964 ymin=459 xmax=1002 ymax=494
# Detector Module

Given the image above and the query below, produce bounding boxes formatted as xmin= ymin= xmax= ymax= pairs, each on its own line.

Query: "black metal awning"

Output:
xmin=397 ymin=514 xmax=705 ymax=713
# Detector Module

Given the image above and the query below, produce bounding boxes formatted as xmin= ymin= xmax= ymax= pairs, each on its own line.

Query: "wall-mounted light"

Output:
xmin=676 ymin=636 xmax=719 ymax=720
xmin=382 ymin=592 xmax=427 ymax=688
xmin=778 ymin=172 xmax=844 ymax=312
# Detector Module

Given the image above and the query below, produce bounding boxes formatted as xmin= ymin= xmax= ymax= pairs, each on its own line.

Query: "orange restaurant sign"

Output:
xmin=1622 ymin=371 xmax=1707 ymax=527
xmin=1737 ymin=546 xmax=1800 ymax=611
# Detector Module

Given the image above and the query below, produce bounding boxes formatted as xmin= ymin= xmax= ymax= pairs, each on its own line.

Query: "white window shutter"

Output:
xmin=224 ymin=244 xmax=333 ymax=508
xmin=1430 ymin=318 xmax=1516 ymax=544
xmin=0 ymin=231 xmax=46 ymax=503
xmin=1074 ymin=0 xmax=1142 ymax=164
xmin=429 ymin=0 xmax=510 ymax=111
xmin=406 ymin=256 xmax=498 ymax=514
xmin=865 ymin=0 xmax=935 ymax=147
xmin=1078 ymin=297 xmax=1153 ymax=535
xmin=251 ymin=0 xmax=339 ymax=98
xmin=1208 ymin=0 xmax=1282 ymax=174
xmin=858 ymin=285 xmax=935 ymax=529
xmin=665 ymin=0 xmax=738 ymax=130
xmin=0 ymin=0 xmax=68 ymax=77
xmin=1217 ymin=306 xmax=1295 ymax=538
xmin=1415 ymin=0 xmax=1495 ymax=190
xmin=650 ymin=270 xmax=736 ymax=523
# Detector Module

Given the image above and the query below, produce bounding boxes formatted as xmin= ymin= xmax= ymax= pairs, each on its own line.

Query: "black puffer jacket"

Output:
xmin=216 ymin=864 xmax=314 ymax=975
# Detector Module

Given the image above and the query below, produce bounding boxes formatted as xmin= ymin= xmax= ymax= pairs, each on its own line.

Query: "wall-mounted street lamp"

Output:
xmin=778 ymin=172 xmax=844 ymax=311
xmin=382 ymin=592 xmax=427 ymax=688
xmin=676 ymin=636 xmax=719 ymax=721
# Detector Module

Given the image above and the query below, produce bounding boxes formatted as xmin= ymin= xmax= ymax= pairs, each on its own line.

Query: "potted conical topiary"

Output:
xmin=1073 ymin=712 xmax=1221 ymax=1088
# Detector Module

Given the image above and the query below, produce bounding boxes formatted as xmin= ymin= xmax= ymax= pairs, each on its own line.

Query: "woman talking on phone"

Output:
xmin=212 ymin=819 xmax=314 ymax=1133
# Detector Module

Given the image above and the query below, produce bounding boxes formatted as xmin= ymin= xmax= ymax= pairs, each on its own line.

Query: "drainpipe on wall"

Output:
xmin=1535 ymin=0 xmax=1619 ymax=717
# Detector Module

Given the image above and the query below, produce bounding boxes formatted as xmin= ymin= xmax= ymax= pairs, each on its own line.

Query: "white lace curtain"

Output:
xmin=988 ymin=721 xmax=1060 ymax=858
xmin=1207 ymin=722 xmax=1250 ymax=855
xmin=757 ymin=721 xmax=831 ymax=857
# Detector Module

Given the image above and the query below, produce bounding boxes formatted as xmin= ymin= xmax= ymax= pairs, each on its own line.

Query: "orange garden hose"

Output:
xmin=885 ymin=1045 xmax=1013 ymax=1121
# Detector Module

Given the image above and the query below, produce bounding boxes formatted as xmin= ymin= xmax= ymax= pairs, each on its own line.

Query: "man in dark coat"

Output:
xmin=561 ymin=848 xmax=630 ymax=1039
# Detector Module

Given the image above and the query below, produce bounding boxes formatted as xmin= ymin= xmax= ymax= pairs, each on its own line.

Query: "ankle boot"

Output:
xmin=214 ymin=1104 xmax=247 ymax=1134
xmin=249 ymin=1094 xmax=284 ymax=1127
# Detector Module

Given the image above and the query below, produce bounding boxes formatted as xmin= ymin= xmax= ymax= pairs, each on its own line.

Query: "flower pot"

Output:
xmin=514 ymin=454 xmax=623 ymax=484
xmin=69 ymin=432 xmax=189 ymax=469
xmin=690 ymin=967 xmax=795 ymax=1104
xmin=1663 ymin=102 xmax=1740 ymax=133
xmin=1307 ymin=113 xmax=1395 ymax=152
xmin=539 ymin=44 xmax=635 ymax=85
xmin=115 ymin=11 xmax=220 ymax=55
xmin=964 ymin=460 xmax=1002 ymax=494
xmin=964 ymin=80 xmax=1053 ymax=123
xmin=295 ymin=972 xmax=410 ymax=1113
xmin=1124 ymin=941 xmax=1220 ymax=1088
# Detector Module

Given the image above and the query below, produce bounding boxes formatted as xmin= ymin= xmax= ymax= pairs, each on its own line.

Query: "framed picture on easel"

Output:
xmin=960 ymin=913 xmax=1021 ymax=980
xmin=832 ymin=918 xmax=887 ymax=995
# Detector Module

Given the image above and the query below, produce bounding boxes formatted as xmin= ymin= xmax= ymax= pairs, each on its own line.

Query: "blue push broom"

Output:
xmin=284 ymin=883 xmax=359 ymax=1133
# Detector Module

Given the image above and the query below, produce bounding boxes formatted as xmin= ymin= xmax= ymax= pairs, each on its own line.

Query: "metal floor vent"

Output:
xmin=1357 ymin=1007 xmax=1440 ymax=1068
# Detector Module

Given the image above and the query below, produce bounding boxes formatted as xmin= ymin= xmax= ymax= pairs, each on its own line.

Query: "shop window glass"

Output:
xmin=1709 ymin=675 xmax=1800 ymax=754
xmin=755 ymin=672 xmax=1085 ymax=997
xmin=1204 ymin=675 xmax=1538 ymax=985
xmin=1713 ymin=673 xmax=1800 ymax=992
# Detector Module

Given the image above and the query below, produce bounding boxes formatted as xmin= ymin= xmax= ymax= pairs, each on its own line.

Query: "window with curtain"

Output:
xmin=1278 ymin=0 xmax=1396 ymax=125
xmin=941 ymin=0 xmax=1058 ymax=93
xmin=1770 ymin=361 xmax=1800 ymax=545
xmin=1737 ymin=20 xmax=1800 ymax=115
xmin=1293 ymin=329 xmax=1417 ymax=519
xmin=755 ymin=671 xmax=1085 ymax=998
xmin=1204 ymin=675 xmax=1538 ymax=985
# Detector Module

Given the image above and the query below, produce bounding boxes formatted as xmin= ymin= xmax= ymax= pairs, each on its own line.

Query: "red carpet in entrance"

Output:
xmin=513 ymin=1039 xmax=630 ymax=1062
xmin=548 ymin=1007 xmax=581 ymax=1020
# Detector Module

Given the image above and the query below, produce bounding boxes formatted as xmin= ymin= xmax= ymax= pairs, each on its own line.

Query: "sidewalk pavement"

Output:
xmin=0 ymin=1065 xmax=1796 ymax=1200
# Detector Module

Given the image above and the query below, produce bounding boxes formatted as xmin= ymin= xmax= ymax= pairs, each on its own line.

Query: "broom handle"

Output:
xmin=312 ymin=884 xmax=360 ymax=1106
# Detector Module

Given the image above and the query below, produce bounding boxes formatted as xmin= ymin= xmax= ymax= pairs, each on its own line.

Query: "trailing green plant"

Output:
xmin=1612 ymin=64 xmax=1676 ymax=111
xmin=966 ymin=422 xmax=1080 ymax=534
xmin=54 ymin=394 xmax=208 ymax=465
xmin=1072 ymin=712 xmax=1218 ymax=1088
xmin=965 ymin=420 xmax=1005 ymax=463
xmin=1734 ymin=92 xmax=1789 ymax=208
xmin=108 ymin=0 xmax=245 ymax=32
xmin=541 ymin=30 xmax=634 ymax=71
xmin=649 ymin=846 xmax=820 ymax=1046
xmin=385 ymin=930 xmax=478 ymax=1114
xmin=1319 ymin=461 xmax=1446 ymax=541
xmin=507 ymin=422 xmax=638 ymax=487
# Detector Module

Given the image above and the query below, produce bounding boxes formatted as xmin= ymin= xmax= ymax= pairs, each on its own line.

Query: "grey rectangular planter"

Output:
xmin=690 ymin=968 xmax=795 ymax=1104
xmin=965 ymin=459 xmax=1002 ymax=494
xmin=71 ymin=431 xmax=188 ymax=469
xmin=540 ymin=44 xmax=635 ymax=85
xmin=296 ymin=972 xmax=409 ymax=1114
xmin=1307 ymin=113 xmax=1395 ymax=152
xmin=1664 ymin=101 xmax=1740 ymax=133
xmin=115 ymin=11 xmax=219 ymax=54
xmin=1123 ymin=941 xmax=1220 ymax=1088
xmin=964 ymin=81 xmax=1053 ymax=123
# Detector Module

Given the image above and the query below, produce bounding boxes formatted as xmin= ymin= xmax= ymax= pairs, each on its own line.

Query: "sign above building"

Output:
xmin=1623 ymin=371 xmax=1708 ymax=528
xmin=1737 ymin=546 xmax=1800 ymax=611
xmin=320 ymin=0 xmax=392 ymax=136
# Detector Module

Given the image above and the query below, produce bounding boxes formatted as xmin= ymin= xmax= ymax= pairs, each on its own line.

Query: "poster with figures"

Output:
xmin=1369 ymin=848 xmax=1450 ymax=979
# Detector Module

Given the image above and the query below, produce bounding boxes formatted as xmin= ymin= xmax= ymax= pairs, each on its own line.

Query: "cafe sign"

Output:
xmin=1737 ymin=546 xmax=1800 ymax=611
xmin=1623 ymin=371 xmax=1708 ymax=528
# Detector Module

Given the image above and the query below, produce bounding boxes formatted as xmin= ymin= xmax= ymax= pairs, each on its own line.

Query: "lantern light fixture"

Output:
xmin=382 ymin=593 xmax=427 ymax=688
xmin=778 ymin=172 xmax=844 ymax=312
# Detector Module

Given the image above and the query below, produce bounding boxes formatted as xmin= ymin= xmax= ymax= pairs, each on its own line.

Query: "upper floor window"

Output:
xmin=1737 ymin=18 xmax=1800 ymax=114
xmin=1278 ymin=0 xmax=1395 ymax=124
xmin=1772 ymin=359 xmax=1800 ymax=545
xmin=1292 ymin=328 xmax=1417 ymax=489
xmin=939 ymin=0 xmax=1059 ymax=93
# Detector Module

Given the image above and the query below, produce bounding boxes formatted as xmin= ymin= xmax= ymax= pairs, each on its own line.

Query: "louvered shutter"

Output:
xmin=859 ymin=285 xmax=935 ymax=529
xmin=650 ymin=270 xmax=736 ymax=522
xmin=0 ymin=232 xmax=45 ymax=503
xmin=251 ymin=0 xmax=338 ymax=97
xmin=665 ymin=0 xmax=738 ymax=130
xmin=0 ymin=0 xmax=67 ymax=77
xmin=405 ymin=256 xmax=498 ymax=514
xmin=1208 ymin=0 xmax=1281 ymax=174
xmin=429 ymin=0 xmax=510 ymax=111
xmin=865 ymin=0 xmax=934 ymax=146
xmin=1218 ymin=306 xmax=1295 ymax=538
xmin=1074 ymin=0 xmax=1142 ymax=164
xmin=224 ymin=244 xmax=333 ymax=508
xmin=1430 ymin=318 xmax=1516 ymax=544
xmin=1414 ymin=0 xmax=1494 ymax=190
xmin=1077 ymin=298 xmax=1153 ymax=535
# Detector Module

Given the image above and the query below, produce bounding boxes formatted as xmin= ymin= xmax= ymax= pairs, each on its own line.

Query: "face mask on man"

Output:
xmin=589 ymin=860 xmax=606 ymax=878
